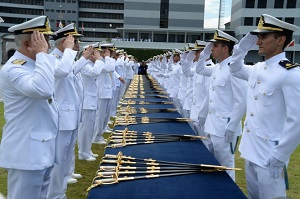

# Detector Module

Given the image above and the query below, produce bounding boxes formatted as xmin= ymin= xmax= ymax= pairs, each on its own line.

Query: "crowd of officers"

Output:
xmin=146 ymin=14 xmax=300 ymax=199
xmin=0 ymin=13 xmax=300 ymax=199
xmin=0 ymin=16 xmax=143 ymax=199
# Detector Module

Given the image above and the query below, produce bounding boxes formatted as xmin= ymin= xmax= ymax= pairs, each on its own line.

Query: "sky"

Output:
xmin=204 ymin=0 xmax=232 ymax=29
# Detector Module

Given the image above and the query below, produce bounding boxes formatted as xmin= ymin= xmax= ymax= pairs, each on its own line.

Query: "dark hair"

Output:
xmin=221 ymin=42 xmax=235 ymax=55
xmin=274 ymin=32 xmax=293 ymax=50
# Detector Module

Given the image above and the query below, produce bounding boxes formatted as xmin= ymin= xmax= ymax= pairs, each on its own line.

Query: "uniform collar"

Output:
xmin=265 ymin=52 xmax=286 ymax=65
xmin=219 ymin=56 xmax=231 ymax=67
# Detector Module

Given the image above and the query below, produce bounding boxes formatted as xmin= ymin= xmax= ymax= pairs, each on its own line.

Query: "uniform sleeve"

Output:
xmin=182 ymin=60 xmax=195 ymax=77
xmin=73 ymin=56 xmax=89 ymax=75
xmin=81 ymin=60 xmax=103 ymax=76
xmin=196 ymin=57 xmax=214 ymax=77
xmin=6 ymin=53 xmax=56 ymax=98
xmin=54 ymin=48 xmax=77 ymax=77
xmin=271 ymin=69 xmax=300 ymax=162
xmin=226 ymin=75 xmax=247 ymax=132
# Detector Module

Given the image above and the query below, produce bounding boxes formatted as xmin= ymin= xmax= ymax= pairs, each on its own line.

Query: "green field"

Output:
xmin=0 ymin=102 xmax=299 ymax=198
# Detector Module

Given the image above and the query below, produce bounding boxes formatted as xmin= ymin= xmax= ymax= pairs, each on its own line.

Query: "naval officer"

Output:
xmin=0 ymin=16 xmax=59 ymax=199
xmin=196 ymin=30 xmax=248 ymax=180
xmin=230 ymin=14 xmax=300 ymax=199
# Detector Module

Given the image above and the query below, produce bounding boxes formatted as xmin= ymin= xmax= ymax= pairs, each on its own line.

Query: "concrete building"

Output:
xmin=230 ymin=0 xmax=300 ymax=63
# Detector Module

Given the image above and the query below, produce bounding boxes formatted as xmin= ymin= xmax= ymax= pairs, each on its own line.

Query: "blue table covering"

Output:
xmin=87 ymin=76 xmax=247 ymax=199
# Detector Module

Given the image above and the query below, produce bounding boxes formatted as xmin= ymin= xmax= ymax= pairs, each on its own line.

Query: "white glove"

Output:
xmin=186 ymin=51 xmax=196 ymax=62
xmin=238 ymin=33 xmax=258 ymax=51
xmin=224 ymin=129 xmax=235 ymax=143
xmin=200 ymin=42 xmax=213 ymax=59
xmin=268 ymin=156 xmax=285 ymax=179
xmin=198 ymin=117 xmax=206 ymax=127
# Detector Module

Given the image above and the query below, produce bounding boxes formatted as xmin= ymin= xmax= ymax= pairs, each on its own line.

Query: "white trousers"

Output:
xmin=208 ymin=134 xmax=235 ymax=181
xmin=118 ymin=83 xmax=126 ymax=102
xmin=93 ymin=99 xmax=110 ymax=141
xmin=193 ymin=121 xmax=210 ymax=150
xmin=8 ymin=166 xmax=53 ymax=199
xmin=68 ymin=128 xmax=78 ymax=178
xmin=110 ymin=87 xmax=120 ymax=117
xmin=47 ymin=130 xmax=77 ymax=199
xmin=245 ymin=160 xmax=286 ymax=199
xmin=78 ymin=110 xmax=96 ymax=158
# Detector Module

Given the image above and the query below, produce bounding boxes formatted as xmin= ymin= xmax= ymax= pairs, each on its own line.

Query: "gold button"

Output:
xmin=250 ymin=113 xmax=253 ymax=116
xmin=254 ymin=96 xmax=257 ymax=100
xmin=209 ymin=99 xmax=212 ymax=102
xmin=257 ymin=80 xmax=260 ymax=84
xmin=263 ymin=92 xmax=266 ymax=95
xmin=247 ymin=129 xmax=250 ymax=132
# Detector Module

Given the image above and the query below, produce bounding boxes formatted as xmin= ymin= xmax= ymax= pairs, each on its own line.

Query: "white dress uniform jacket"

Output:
xmin=52 ymin=48 xmax=88 ymax=130
xmin=231 ymin=52 xmax=300 ymax=167
xmin=182 ymin=60 xmax=213 ymax=121
xmin=0 ymin=51 xmax=59 ymax=170
xmin=81 ymin=60 xmax=105 ymax=110
xmin=197 ymin=57 xmax=247 ymax=136
xmin=169 ymin=62 xmax=182 ymax=98
xmin=97 ymin=56 xmax=115 ymax=99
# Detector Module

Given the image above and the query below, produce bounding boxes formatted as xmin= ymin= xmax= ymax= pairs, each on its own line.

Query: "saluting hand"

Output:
xmin=90 ymin=49 xmax=101 ymax=63
xmin=63 ymin=35 xmax=75 ymax=50
xmin=82 ymin=46 xmax=94 ymax=60
xmin=28 ymin=30 xmax=49 ymax=55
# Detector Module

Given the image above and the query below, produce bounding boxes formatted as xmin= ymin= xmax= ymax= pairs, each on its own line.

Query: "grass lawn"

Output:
xmin=0 ymin=102 xmax=300 ymax=198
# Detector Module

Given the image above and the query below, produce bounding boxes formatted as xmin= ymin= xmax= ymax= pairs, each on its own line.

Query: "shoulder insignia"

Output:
xmin=206 ymin=64 xmax=212 ymax=66
xmin=11 ymin=59 xmax=26 ymax=65
xmin=279 ymin=60 xmax=299 ymax=70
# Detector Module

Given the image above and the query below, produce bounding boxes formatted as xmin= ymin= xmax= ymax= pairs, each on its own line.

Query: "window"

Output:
xmin=285 ymin=18 xmax=294 ymax=24
xmin=287 ymin=0 xmax=297 ymax=8
xmin=244 ymin=17 xmax=253 ymax=26
xmin=257 ymin=0 xmax=267 ymax=8
xmin=245 ymin=0 xmax=255 ymax=8
xmin=274 ymin=0 xmax=284 ymax=8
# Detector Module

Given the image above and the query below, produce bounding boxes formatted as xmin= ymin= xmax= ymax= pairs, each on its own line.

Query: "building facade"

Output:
xmin=230 ymin=0 xmax=300 ymax=63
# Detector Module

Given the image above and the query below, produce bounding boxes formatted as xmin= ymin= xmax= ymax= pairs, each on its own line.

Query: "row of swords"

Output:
xmin=106 ymin=128 xmax=206 ymax=148
xmin=86 ymin=152 xmax=241 ymax=191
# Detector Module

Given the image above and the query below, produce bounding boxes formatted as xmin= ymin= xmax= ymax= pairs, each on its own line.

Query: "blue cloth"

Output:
xmin=87 ymin=77 xmax=246 ymax=199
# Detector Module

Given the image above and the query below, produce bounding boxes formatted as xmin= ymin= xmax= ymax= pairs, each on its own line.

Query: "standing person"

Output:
xmin=47 ymin=23 xmax=91 ymax=199
xmin=93 ymin=43 xmax=114 ymax=144
xmin=124 ymin=55 xmax=135 ymax=91
xmin=0 ymin=16 xmax=59 ymax=199
xmin=196 ymin=30 xmax=247 ymax=180
xmin=230 ymin=14 xmax=300 ymax=199
xmin=181 ymin=40 xmax=214 ymax=144
xmin=77 ymin=43 xmax=105 ymax=161
xmin=138 ymin=60 xmax=148 ymax=75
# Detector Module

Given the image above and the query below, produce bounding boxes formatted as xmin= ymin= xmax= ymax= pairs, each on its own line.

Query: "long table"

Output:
xmin=87 ymin=75 xmax=247 ymax=199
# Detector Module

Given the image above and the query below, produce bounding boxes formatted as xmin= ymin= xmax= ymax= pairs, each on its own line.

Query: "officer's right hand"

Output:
xmin=238 ymin=33 xmax=257 ymax=51
xmin=28 ymin=31 xmax=49 ymax=55
xmin=200 ymin=42 xmax=213 ymax=58
xmin=63 ymin=35 xmax=75 ymax=50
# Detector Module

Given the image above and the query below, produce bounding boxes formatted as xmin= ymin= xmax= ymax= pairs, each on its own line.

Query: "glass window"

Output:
xmin=274 ymin=0 xmax=284 ymax=8
xmin=245 ymin=0 xmax=255 ymax=8
xmin=257 ymin=0 xmax=267 ymax=8
xmin=287 ymin=0 xmax=297 ymax=8
xmin=285 ymin=18 xmax=294 ymax=24
xmin=244 ymin=17 xmax=253 ymax=26
xmin=154 ymin=34 xmax=167 ymax=42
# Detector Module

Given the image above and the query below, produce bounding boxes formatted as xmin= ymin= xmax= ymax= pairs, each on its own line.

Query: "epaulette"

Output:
xmin=11 ymin=59 xmax=26 ymax=65
xmin=279 ymin=60 xmax=299 ymax=70
xmin=206 ymin=64 xmax=212 ymax=66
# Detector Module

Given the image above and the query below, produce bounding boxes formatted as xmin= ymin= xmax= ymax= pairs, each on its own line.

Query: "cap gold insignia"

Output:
xmin=23 ymin=18 xmax=53 ymax=34
xmin=11 ymin=59 xmax=26 ymax=65
xmin=257 ymin=16 xmax=283 ymax=32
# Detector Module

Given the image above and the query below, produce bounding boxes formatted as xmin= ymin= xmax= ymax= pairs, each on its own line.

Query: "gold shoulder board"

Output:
xmin=279 ymin=60 xmax=299 ymax=70
xmin=11 ymin=59 xmax=26 ymax=65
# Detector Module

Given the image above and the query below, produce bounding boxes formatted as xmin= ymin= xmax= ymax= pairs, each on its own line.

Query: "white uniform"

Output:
xmin=93 ymin=56 xmax=114 ymax=142
xmin=124 ymin=59 xmax=134 ymax=91
xmin=197 ymin=56 xmax=247 ymax=180
xmin=0 ymin=51 xmax=59 ymax=199
xmin=231 ymin=52 xmax=300 ymax=199
xmin=182 ymin=60 xmax=213 ymax=139
xmin=47 ymin=48 xmax=88 ymax=199
xmin=78 ymin=60 xmax=105 ymax=159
